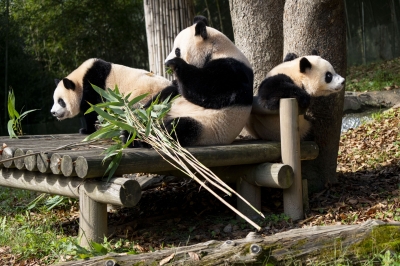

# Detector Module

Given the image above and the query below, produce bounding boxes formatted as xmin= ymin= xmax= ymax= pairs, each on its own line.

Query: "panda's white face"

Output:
xmin=267 ymin=55 xmax=345 ymax=97
xmin=303 ymin=56 xmax=345 ymax=97
xmin=165 ymin=24 xmax=212 ymax=68
xmin=51 ymin=79 xmax=82 ymax=120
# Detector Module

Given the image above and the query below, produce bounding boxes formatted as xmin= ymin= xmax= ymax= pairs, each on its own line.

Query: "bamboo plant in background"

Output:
xmin=143 ymin=0 xmax=194 ymax=77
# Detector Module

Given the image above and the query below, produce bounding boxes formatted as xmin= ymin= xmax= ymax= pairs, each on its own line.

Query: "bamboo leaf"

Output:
xmin=90 ymin=104 xmax=117 ymax=122
xmin=128 ymin=93 xmax=149 ymax=108
xmin=145 ymin=119 xmax=152 ymax=136
xmin=7 ymin=120 xmax=17 ymax=139
xmin=136 ymin=109 xmax=149 ymax=122
xmin=104 ymin=151 xmax=123 ymax=181
xmin=106 ymin=87 xmax=124 ymax=103
xmin=83 ymin=127 xmax=111 ymax=141
xmin=19 ymin=109 xmax=39 ymax=120
xmin=85 ymin=102 xmax=123 ymax=114
xmin=91 ymin=84 xmax=118 ymax=102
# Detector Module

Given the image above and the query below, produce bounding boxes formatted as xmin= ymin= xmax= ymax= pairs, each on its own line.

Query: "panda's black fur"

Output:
xmin=80 ymin=60 xmax=112 ymax=133
xmin=147 ymin=15 xmax=254 ymax=146
xmin=165 ymin=57 xmax=253 ymax=109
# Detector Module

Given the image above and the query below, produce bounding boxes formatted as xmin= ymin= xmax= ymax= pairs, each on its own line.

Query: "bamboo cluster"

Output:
xmin=143 ymin=0 xmax=194 ymax=77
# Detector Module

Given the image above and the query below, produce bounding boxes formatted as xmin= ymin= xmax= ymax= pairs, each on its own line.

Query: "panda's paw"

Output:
xmin=296 ymin=94 xmax=311 ymax=111
xmin=260 ymin=97 xmax=280 ymax=110
xmin=165 ymin=57 xmax=186 ymax=72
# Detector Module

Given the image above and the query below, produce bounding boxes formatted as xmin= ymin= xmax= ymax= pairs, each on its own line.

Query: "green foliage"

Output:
xmin=84 ymin=84 xmax=174 ymax=180
xmin=27 ymin=194 xmax=73 ymax=211
xmin=7 ymin=89 xmax=38 ymax=138
xmin=11 ymin=0 xmax=148 ymax=73
xmin=346 ymin=58 xmax=400 ymax=92
xmin=0 ymin=0 xmax=148 ymax=134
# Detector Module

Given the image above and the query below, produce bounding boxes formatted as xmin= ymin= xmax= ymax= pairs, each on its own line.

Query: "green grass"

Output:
xmin=346 ymin=57 xmax=400 ymax=92
xmin=0 ymin=187 xmax=128 ymax=264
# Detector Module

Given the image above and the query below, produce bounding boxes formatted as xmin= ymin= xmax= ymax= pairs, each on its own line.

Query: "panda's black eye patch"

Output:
xmin=58 ymin=98 xmax=66 ymax=108
xmin=175 ymin=48 xmax=181 ymax=57
xmin=325 ymin=72 xmax=333 ymax=83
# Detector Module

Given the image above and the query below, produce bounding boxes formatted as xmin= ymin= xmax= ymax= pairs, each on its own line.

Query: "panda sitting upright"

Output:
xmin=51 ymin=58 xmax=175 ymax=134
xmin=150 ymin=16 xmax=253 ymax=146
xmin=245 ymin=51 xmax=345 ymax=141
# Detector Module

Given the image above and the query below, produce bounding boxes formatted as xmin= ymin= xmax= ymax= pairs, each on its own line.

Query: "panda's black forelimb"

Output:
xmin=79 ymin=111 xmax=97 ymax=134
xmin=283 ymin=53 xmax=298 ymax=62
xmin=258 ymin=74 xmax=311 ymax=112
xmin=143 ymin=80 xmax=180 ymax=108
xmin=77 ymin=59 xmax=112 ymax=134
xmin=165 ymin=57 xmax=253 ymax=109
xmin=163 ymin=117 xmax=202 ymax=147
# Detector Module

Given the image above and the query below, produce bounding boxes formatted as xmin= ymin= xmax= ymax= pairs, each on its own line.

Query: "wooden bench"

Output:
xmin=0 ymin=99 xmax=318 ymax=247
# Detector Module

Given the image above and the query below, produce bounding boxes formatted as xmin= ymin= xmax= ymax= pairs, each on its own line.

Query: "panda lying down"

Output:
xmin=51 ymin=58 xmax=174 ymax=134
xmin=246 ymin=51 xmax=345 ymax=141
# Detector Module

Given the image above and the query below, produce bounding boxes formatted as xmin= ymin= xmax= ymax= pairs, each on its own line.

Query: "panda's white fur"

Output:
xmin=156 ymin=16 xmax=254 ymax=146
xmin=51 ymin=58 xmax=173 ymax=134
xmin=245 ymin=54 xmax=345 ymax=141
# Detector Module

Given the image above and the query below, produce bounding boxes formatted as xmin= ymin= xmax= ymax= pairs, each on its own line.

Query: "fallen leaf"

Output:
xmin=159 ymin=253 xmax=175 ymax=266
xmin=188 ymin=251 xmax=200 ymax=261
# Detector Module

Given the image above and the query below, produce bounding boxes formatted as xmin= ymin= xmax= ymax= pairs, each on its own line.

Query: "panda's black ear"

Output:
xmin=283 ymin=53 xmax=298 ymax=62
xmin=54 ymin=79 xmax=60 ymax=86
xmin=62 ymin=78 xmax=76 ymax=90
xmin=300 ymin=57 xmax=312 ymax=73
xmin=311 ymin=49 xmax=319 ymax=56
xmin=195 ymin=21 xmax=208 ymax=40
xmin=193 ymin=15 xmax=208 ymax=26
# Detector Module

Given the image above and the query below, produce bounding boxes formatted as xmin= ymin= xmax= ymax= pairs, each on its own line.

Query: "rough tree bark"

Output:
xmin=143 ymin=0 xmax=194 ymax=77
xmin=228 ymin=0 xmax=285 ymax=93
xmin=283 ymin=0 xmax=347 ymax=193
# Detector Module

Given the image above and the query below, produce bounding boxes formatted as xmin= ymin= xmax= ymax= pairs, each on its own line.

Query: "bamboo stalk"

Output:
xmin=122 ymin=106 xmax=264 ymax=230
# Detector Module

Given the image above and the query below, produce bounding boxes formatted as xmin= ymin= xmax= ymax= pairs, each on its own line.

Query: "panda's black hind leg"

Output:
xmin=258 ymin=74 xmax=311 ymax=111
xmin=164 ymin=117 xmax=202 ymax=147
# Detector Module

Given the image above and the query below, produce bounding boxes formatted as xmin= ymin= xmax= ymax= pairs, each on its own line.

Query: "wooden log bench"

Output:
xmin=0 ymin=99 xmax=318 ymax=247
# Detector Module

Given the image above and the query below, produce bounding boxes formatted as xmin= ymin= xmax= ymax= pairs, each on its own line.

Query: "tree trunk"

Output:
xmin=57 ymin=220 xmax=400 ymax=265
xmin=143 ymin=0 xmax=195 ymax=77
xmin=283 ymin=0 xmax=347 ymax=193
xmin=229 ymin=0 xmax=285 ymax=94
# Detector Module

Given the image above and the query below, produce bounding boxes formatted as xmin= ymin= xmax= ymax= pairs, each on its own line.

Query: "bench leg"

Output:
xmin=280 ymin=98 xmax=304 ymax=220
xmin=236 ymin=177 xmax=261 ymax=221
xmin=79 ymin=188 xmax=107 ymax=247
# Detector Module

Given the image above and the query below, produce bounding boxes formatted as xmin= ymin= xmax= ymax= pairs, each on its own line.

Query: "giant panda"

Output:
xmin=51 ymin=58 xmax=175 ymax=134
xmin=149 ymin=16 xmax=254 ymax=146
xmin=245 ymin=52 xmax=345 ymax=141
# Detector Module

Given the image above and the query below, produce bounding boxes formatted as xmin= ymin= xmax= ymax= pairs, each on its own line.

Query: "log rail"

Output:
xmin=0 ymin=99 xmax=317 ymax=247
